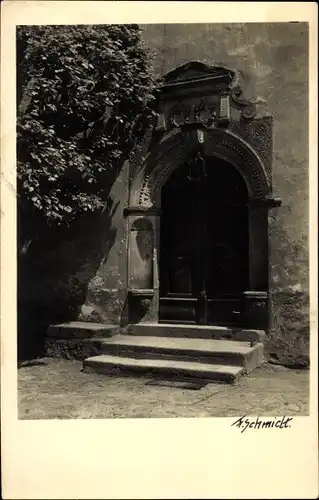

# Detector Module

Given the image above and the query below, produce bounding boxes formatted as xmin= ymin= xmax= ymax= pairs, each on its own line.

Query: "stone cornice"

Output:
xmin=123 ymin=206 xmax=162 ymax=217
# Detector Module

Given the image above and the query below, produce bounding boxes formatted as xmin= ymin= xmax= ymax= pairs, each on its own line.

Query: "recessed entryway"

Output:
xmin=159 ymin=154 xmax=249 ymax=326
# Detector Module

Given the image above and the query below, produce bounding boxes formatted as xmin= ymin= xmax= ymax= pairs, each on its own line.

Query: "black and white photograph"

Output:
xmin=1 ymin=2 xmax=318 ymax=498
xmin=16 ymin=21 xmax=311 ymax=419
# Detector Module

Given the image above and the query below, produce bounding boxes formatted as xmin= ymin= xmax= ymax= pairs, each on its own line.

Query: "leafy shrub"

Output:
xmin=17 ymin=24 xmax=156 ymax=226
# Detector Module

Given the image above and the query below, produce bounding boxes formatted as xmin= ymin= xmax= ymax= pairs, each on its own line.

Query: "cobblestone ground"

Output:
xmin=18 ymin=357 xmax=309 ymax=419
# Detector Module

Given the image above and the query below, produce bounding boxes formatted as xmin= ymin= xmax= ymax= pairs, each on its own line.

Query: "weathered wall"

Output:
xmin=80 ymin=161 xmax=130 ymax=325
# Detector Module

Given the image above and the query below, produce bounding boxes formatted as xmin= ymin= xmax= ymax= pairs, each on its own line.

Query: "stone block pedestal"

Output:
xmin=243 ymin=291 xmax=268 ymax=330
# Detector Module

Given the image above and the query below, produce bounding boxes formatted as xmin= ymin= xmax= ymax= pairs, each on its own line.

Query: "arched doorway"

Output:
xmin=127 ymin=123 xmax=277 ymax=331
xmin=159 ymin=153 xmax=249 ymax=326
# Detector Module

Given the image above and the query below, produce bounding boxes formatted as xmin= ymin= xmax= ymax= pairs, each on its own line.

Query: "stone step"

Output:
xmin=126 ymin=323 xmax=266 ymax=344
xmin=46 ymin=321 xmax=120 ymax=339
xmin=83 ymin=354 xmax=246 ymax=384
xmin=127 ymin=323 xmax=232 ymax=339
xmin=99 ymin=335 xmax=263 ymax=371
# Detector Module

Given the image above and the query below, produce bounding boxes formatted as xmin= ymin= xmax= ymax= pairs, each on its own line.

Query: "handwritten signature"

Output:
xmin=231 ymin=415 xmax=293 ymax=433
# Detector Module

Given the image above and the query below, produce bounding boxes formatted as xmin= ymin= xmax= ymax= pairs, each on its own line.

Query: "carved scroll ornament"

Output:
xmin=230 ymin=86 xmax=256 ymax=120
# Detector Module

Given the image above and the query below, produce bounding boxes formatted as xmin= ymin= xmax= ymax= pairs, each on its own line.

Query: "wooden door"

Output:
xmin=159 ymin=154 xmax=249 ymax=326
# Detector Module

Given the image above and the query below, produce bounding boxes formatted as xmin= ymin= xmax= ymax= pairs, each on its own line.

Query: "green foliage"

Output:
xmin=17 ymin=25 xmax=156 ymax=224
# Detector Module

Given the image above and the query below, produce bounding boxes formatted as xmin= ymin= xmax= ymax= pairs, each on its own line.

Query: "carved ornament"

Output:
xmin=230 ymin=86 xmax=256 ymax=120
xmin=169 ymin=99 xmax=217 ymax=129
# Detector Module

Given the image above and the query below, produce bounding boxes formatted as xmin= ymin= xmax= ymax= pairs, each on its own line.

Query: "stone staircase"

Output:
xmin=82 ymin=323 xmax=266 ymax=384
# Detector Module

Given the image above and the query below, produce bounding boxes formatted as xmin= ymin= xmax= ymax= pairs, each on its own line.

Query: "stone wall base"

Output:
xmin=45 ymin=338 xmax=104 ymax=361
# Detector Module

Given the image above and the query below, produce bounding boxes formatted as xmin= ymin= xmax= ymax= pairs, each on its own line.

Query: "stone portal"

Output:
xmin=125 ymin=62 xmax=281 ymax=331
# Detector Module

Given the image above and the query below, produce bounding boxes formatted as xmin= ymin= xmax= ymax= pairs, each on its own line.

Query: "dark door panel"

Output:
xmin=159 ymin=154 xmax=248 ymax=326
xmin=207 ymin=298 xmax=244 ymax=326
xmin=159 ymin=297 xmax=197 ymax=324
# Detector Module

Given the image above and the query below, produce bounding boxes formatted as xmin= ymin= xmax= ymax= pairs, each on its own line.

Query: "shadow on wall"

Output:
xmin=18 ymin=198 xmax=119 ymax=361
xmin=134 ymin=218 xmax=154 ymax=264
xmin=128 ymin=217 xmax=154 ymax=290
xmin=122 ymin=217 xmax=155 ymax=325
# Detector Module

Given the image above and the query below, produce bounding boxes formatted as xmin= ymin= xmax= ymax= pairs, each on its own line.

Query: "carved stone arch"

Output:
xmin=203 ymin=128 xmax=271 ymax=199
xmin=132 ymin=127 xmax=270 ymax=209
xmin=130 ymin=128 xmax=197 ymax=207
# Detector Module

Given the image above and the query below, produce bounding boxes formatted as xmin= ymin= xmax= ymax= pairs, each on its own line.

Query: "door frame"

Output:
xmin=125 ymin=125 xmax=280 ymax=331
